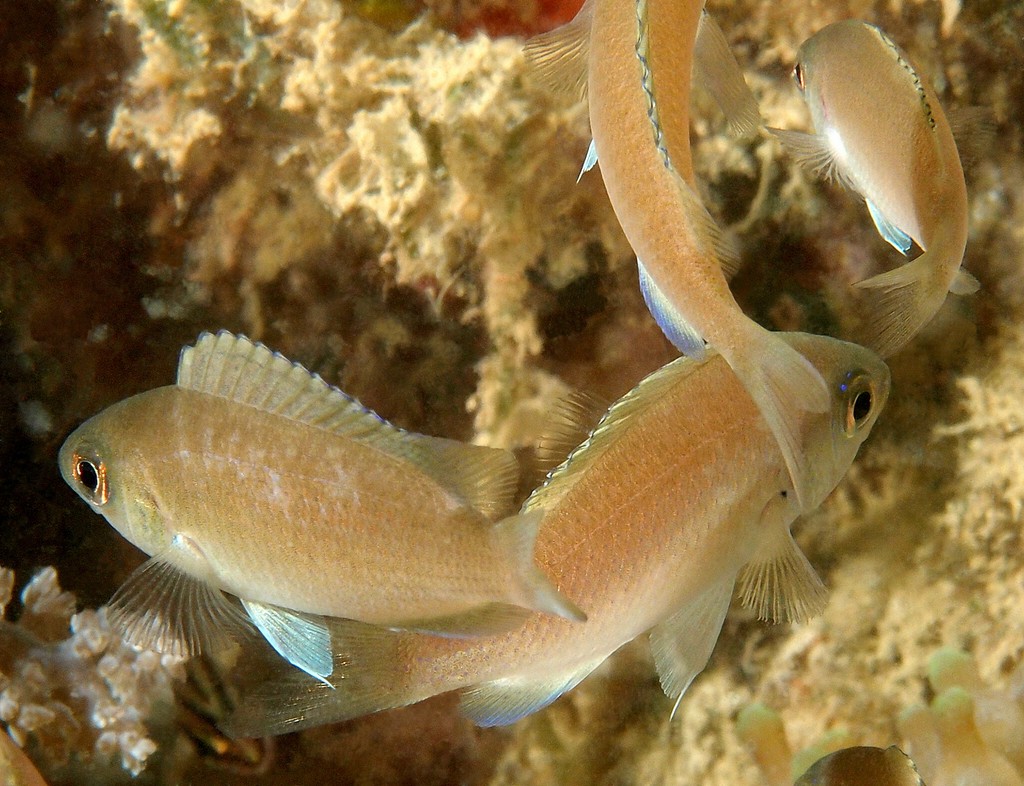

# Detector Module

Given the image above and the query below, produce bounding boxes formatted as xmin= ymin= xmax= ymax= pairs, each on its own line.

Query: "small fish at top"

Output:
xmin=58 ymin=331 xmax=584 ymax=685
xmin=770 ymin=20 xmax=981 ymax=357
xmin=221 ymin=332 xmax=888 ymax=737
xmin=524 ymin=0 xmax=832 ymax=512
xmin=795 ymin=745 xmax=926 ymax=786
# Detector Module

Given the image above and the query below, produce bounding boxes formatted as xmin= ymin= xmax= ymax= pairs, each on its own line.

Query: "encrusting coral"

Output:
xmin=0 ymin=567 xmax=178 ymax=781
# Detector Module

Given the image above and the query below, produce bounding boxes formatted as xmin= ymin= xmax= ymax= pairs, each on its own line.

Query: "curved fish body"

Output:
xmin=526 ymin=0 xmax=831 ymax=511
xmin=225 ymin=333 xmax=889 ymax=736
xmin=773 ymin=20 xmax=978 ymax=357
xmin=59 ymin=332 xmax=583 ymax=684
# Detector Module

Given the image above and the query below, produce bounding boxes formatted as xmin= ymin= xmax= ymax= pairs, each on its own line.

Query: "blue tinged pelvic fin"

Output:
xmin=242 ymin=599 xmax=335 ymax=688
xmin=637 ymin=259 xmax=707 ymax=359
xmin=865 ymin=199 xmax=913 ymax=255
xmin=577 ymin=139 xmax=598 ymax=183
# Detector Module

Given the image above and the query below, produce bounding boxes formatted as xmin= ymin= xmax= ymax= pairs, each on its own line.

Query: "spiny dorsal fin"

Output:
xmin=178 ymin=332 xmax=518 ymax=518
xmin=523 ymin=0 xmax=594 ymax=102
xmin=523 ymin=353 xmax=709 ymax=514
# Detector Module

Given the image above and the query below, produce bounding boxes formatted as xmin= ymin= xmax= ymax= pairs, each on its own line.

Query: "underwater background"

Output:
xmin=1 ymin=0 xmax=1022 ymax=782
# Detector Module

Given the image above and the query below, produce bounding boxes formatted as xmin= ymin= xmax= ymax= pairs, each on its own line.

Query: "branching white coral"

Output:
xmin=0 ymin=566 xmax=179 ymax=777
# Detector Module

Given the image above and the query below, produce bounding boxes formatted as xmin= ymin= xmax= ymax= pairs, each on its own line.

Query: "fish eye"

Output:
xmin=842 ymin=374 xmax=875 ymax=436
xmin=793 ymin=62 xmax=805 ymax=91
xmin=73 ymin=452 xmax=109 ymax=505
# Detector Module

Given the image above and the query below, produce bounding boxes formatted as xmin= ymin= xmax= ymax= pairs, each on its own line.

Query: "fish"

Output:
xmin=0 ymin=727 xmax=50 ymax=786
xmin=222 ymin=332 xmax=889 ymax=736
xmin=525 ymin=0 xmax=832 ymax=512
xmin=58 ymin=331 xmax=585 ymax=685
xmin=794 ymin=745 xmax=925 ymax=786
xmin=770 ymin=20 xmax=980 ymax=357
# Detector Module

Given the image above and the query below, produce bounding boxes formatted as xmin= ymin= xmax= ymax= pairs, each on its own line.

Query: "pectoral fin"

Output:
xmin=460 ymin=656 xmax=607 ymax=726
xmin=736 ymin=495 xmax=827 ymax=624
xmin=865 ymin=199 xmax=914 ymax=255
xmin=649 ymin=574 xmax=735 ymax=718
xmin=638 ymin=259 xmax=708 ymax=359
xmin=241 ymin=599 xmax=334 ymax=687
xmin=769 ymin=128 xmax=857 ymax=191
xmin=107 ymin=556 xmax=251 ymax=658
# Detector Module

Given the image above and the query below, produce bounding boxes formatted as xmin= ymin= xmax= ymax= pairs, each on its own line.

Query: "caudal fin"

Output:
xmin=728 ymin=330 xmax=829 ymax=511
xmin=493 ymin=510 xmax=587 ymax=623
xmin=854 ymin=254 xmax=953 ymax=358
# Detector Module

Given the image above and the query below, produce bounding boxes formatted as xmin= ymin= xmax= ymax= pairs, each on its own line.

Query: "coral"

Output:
xmin=0 ymin=567 xmax=179 ymax=781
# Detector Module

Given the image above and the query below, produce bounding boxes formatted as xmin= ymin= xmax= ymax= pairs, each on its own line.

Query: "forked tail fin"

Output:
xmin=855 ymin=252 xmax=977 ymax=358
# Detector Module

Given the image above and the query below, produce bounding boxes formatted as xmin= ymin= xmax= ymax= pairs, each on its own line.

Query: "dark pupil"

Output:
xmin=852 ymin=391 xmax=872 ymax=423
xmin=77 ymin=460 xmax=99 ymax=493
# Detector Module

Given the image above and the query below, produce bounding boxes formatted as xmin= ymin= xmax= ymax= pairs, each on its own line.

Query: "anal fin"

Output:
xmin=241 ymin=599 xmax=334 ymax=687
xmin=650 ymin=574 xmax=735 ymax=718
xmin=107 ymin=556 xmax=251 ymax=658
xmin=460 ymin=656 xmax=607 ymax=726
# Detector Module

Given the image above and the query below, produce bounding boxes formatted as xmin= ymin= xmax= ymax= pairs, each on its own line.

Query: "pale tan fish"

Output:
xmin=795 ymin=746 xmax=925 ymax=786
xmin=524 ymin=0 xmax=831 ymax=511
xmin=58 ymin=331 xmax=584 ymax=685
xmin=223 ymin=332 xmax=888 ymax=736
xmin=770 ymin=20 xmax=979 ymax=357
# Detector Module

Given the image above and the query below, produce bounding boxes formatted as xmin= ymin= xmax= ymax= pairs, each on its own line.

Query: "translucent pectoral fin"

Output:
xmin=769 ymin=128 xmax=853 ymax=189
xmin=107 ymin=556 xmax=251 ymax=658
xmin=649 ymin=574 xmax=735 ymax=719
xmin=865 ymin=199 xmax=914 ymax=255
xmin=638 ymin=259 xmax=708 ymax=359
xmin=693 ymin=10 xmax=761 ymax=137
xmin=241 ymin=599 xmax=334 ymax=687
xmin=949 ymin=268 xmax=980 ymax=296
xmin=736 ymin=496 xmax=827 ymax=624
xmin=460 ymin=656 xmax=607 ymax=726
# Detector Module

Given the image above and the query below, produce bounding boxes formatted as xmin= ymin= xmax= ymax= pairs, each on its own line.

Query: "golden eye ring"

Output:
xmin=73 ymin=452 xmax=109 ymax=505
xmin=842 ymin=375 xmax=875 ymax=436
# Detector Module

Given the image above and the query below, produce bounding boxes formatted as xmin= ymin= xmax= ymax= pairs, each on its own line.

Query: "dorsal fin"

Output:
xmin=523 ymin=353 xmax=709 ymax=514
xmin=523 ymin=0 xmax=594 ymax=102
xmin=178 ymin=332 xmax=519 ymax=518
